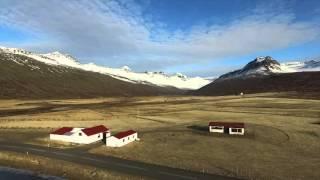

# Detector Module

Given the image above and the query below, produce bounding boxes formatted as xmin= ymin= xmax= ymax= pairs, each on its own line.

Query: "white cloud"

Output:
xmin=152 ymin=14 xmax=319 ymax=59
xmin=0 ymin=0 xmax=149 ymax=55
xmin=0 ymin=0 xmax=319 ymax=72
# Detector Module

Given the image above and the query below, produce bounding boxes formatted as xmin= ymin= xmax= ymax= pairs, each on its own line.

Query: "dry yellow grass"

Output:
xmin=0 ymin=94 xmax=319 ymax=179
xmin=0 ymin=151 xmax=143 ymax=180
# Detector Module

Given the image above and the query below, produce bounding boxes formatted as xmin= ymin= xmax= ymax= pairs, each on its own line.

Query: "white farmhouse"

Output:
xmin=50 ymin=125 xmax=110 ymax=144
xmin=209 ymin=122 xmax=245 ymax=135
xmin=106 ymin=130 xmax=138 ymax=147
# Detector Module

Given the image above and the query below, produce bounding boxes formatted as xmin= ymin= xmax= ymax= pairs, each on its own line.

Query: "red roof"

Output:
xmin=209 ymin=122 xmax=245 ymax=128
xmin=51 ymin=127 xmax=73 ymax=135
xmin=82 ymin=125 xmax=109 ymax=136
xmin=114 ymin=130 xmax=136 ymax=139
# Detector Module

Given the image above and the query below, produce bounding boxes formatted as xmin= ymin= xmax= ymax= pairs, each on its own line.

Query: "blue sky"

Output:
xmin=0 ymin=0 xmax=320 ymax=77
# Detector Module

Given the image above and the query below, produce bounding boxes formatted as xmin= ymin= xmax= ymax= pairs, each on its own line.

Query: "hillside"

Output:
xmin=194 ymin=71 xmax=320 ymax=96
xmin=0 ymin=52 xmax=182 ymax=99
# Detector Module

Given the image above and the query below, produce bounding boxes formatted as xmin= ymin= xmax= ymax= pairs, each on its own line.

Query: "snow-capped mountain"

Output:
xmin=0 ymin=46 xmax=211 ymax=90
xmin=219 ymin=56 xmax=282 ymax=79
xmin=218 ymin=56 xmax=320 ymax=80
xmin=195 ymin=56 xmax=320 ymax=96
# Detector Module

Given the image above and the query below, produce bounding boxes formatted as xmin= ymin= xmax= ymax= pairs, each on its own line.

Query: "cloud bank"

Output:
xmin=0 ymin=0 xmax=319 ymax=73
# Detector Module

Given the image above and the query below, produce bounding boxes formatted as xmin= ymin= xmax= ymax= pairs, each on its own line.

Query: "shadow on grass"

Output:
xmin=0 ymin=100 xmax=130 ymax=118
xmin=187 ymin=125 xmax=208 ymax=132
xmin=187 ymin=125 xmax=215 ymax=136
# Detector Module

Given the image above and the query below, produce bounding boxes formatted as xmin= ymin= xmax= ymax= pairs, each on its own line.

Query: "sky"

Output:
xmin=0 ymin=0 xmax=320 ymax=77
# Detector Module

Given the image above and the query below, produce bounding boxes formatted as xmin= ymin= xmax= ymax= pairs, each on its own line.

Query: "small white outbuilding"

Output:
xmin=106 ymin=130 xmax=138 ymax=147
xmin=50 ymin=125 xmax=110 ymax=144
xmin=209 ymin=122 xmax=245 ymax=135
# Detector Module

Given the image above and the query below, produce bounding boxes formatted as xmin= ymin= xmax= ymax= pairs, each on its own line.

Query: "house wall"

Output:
xmin=105 ymin=136 xmax=118 ymax=147
xmin=209 ymin=126 xmax=224 ymax=133
xmin=106 ymin=133 xmax=138 ymax=147
xmin=229 ymin=128 xmax=245 ymax=135
xmin=50 ymin=131 xmax=110 ymax=144
xmin=105 ymin=132 xmax=111 ymax=138
xmin=71 ymin=132 xmax=103 ymax=144
xmin=50 ymin=134 xmax=70 ymax=142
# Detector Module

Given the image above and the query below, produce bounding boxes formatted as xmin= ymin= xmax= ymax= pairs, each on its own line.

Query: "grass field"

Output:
xmin=0 ymin=94 xmax=319 ymax=179
xmin=0 ymin=151 xmax=140 ymax=180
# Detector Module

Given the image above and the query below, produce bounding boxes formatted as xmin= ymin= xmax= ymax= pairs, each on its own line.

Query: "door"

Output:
xmin=102 ymin=132 xmax=107 ymax=143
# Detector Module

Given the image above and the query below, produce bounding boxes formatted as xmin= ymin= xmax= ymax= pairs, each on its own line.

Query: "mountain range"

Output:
xmin=1 ymin=46 xmax=320 ymax=98
xmin=0 ymin=47 xmax=210 ymax=90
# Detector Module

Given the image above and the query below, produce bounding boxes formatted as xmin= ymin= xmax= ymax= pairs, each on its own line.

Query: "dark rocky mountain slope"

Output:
xmin=219 ymin=56 xmax=282 ymax=80
xmin=194 ymin=71 xmax=320 ymax=96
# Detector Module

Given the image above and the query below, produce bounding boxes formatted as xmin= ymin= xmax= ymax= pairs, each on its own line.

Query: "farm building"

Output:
xmin=209 ymin=122 xmax=245 ymax=135
xmin=50 ymin=125 xmax=110 ymax=144
xmin=106 ymin=130 xmax=138 ymax=147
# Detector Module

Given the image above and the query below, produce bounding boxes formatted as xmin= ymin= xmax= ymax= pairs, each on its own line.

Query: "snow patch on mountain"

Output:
xmin=0 ymin=46 xmax=211 ymax=89
xmin=80 ymin=63 xmax=210 ymax=89
xmin=281 ymin=60 xmax=320 ymax=72
xmin=42 ymin=51 xmax=80 ymax=67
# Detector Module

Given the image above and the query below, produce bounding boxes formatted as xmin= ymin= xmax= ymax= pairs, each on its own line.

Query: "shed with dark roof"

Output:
xmin=106 ymin=130 xmax=138 ymax=147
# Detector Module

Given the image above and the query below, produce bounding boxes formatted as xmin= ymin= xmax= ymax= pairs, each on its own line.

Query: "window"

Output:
xmin=123 ymin=139 xmax=125 ymax=142
xmin=98 ymin=135 xmax=100 ymax=138
xmin=79 ymin=133 xmax=82 ymax=136
xmin=231 ymin=128 xmax=242 ymax=133
xmin=128 ymin=137 xmax=130 ymax=140
xmin=211 ymin=126 xmax=223 ymax=130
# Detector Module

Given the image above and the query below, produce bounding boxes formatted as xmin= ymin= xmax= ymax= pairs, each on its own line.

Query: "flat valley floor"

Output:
xmin=0 ymin=94 xmax=319 ymax=179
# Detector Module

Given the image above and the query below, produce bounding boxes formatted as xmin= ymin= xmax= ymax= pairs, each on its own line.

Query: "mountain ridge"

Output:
xmin=0 ymin=46 xmax=211 ymax=90
xmin=217 ymin=56 xmax=320 ymax=81
xmin=0 ymin=52 xmax=182 ymax=99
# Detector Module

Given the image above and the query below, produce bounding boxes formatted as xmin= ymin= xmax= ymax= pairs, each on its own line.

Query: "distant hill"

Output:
xmin=193 ymin=56 xmax=320 ymax=96
xmin=0 ymin=52 xmax=182 ymax=99
xmin=194 ymin=71 xmax=320 ymax=96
